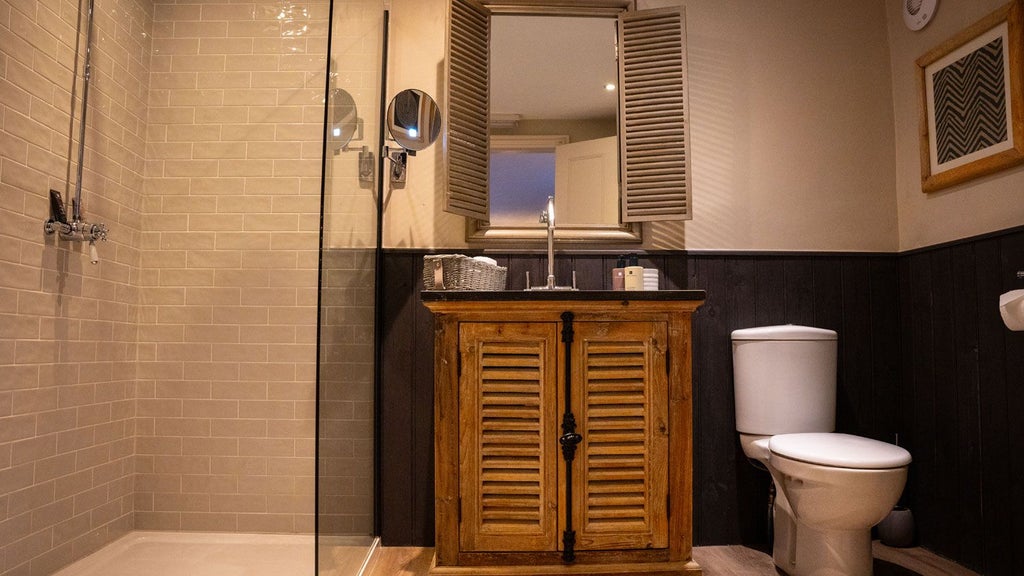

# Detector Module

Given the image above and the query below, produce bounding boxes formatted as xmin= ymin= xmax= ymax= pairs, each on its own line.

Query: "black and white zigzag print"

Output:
xmin=932 ymin=36 xmax=1008 ymax=165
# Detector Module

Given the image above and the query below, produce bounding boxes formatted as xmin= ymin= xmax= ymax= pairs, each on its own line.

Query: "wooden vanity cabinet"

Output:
xmin=422 ymin=295 xmax=703 ymax=576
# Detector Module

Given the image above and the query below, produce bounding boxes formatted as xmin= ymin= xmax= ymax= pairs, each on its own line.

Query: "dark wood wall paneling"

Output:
xmin=378 ymin=251 xmax=436 ymax=545
xmin=376 ymin=227 xmax=1024 ymax=576
xmin=897 ymin=229 xmax=1024 ymax=576
xmin=686 ymin=253 xmax=900 ymax=548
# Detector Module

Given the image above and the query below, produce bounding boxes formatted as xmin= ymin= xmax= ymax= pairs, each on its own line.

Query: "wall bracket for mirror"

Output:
xmin=358 ymin=147 xmax=374 ymax=184
xmin=384 ymin=89 xmax=442 ymax=185
xmin=383 ymin=146 xmax=409 ymax=184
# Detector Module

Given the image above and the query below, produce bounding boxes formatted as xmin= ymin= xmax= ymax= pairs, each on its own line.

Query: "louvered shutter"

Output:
xmin=459 ymin=322 xmax=559 ymax=552
xmin=571 ymin=321 xmax=669 ymax=550
xmin=445 ymin=0 xmax=491 ymax=220
xmin=618 ymin=7 xmax=691 ymax=221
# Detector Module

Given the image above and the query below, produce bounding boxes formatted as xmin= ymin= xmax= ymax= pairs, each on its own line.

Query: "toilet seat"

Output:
xmin=769 ymin=433 xmax=912 ymax=469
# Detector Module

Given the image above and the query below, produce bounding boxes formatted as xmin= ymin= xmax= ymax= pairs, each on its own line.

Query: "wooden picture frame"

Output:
xmin=917 ymin=0 xmax=1024 ymax=192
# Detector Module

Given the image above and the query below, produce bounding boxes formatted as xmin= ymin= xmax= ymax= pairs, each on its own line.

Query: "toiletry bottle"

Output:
xmin=611 ymin=255 xmax=626 ymax=291
xmin=624 ymin=255 xmax=643 ymax=291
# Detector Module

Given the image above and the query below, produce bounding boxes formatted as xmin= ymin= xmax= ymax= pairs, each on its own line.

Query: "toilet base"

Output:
xmin=774 ymin=520 xmax=873 ymax=576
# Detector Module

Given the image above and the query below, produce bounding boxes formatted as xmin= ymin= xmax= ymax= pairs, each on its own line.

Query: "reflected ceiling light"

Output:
xmin=604 ymin=83 xmax=616 ymax=91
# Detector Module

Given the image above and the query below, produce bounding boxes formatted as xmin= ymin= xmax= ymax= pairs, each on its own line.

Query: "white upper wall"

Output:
xmin=382 ymin=0 xmax=1018 ymax=252
xmin=887 ymin=0 xmax=1024 ymax=251
xmin=659 ymin=0 xmax=898 ymax=251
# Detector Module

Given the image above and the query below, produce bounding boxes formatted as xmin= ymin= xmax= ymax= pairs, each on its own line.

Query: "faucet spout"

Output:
xmin=544 ymin=195 xmax=555 ymax=289
xmin=526 ymin=196 xmax=575 ymax=290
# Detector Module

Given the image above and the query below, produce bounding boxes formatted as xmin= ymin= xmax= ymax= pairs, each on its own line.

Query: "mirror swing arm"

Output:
xmin=383 ymin=146 xmax=409 ymax=184
xmin=324 ymin=53 xmax=379 ymax=185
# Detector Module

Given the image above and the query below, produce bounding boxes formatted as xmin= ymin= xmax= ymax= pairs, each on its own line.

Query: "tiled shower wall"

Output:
xmin=136 ymin=1 xmax=329 ymax=533
xmin=317 ymin=249 xmax=375 ymax=536
xmin=0 ymin=0 xmax=149 ymax=573
xmin=317 ymin=0 xmax=382 ymax=538
xmin=2 ymin=0 xmax=361 ymax=573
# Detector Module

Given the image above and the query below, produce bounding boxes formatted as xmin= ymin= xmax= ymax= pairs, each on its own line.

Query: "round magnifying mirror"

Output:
xmin=329 ymin=88 xmax=359 ymax=150
xmin=386 ymin=89 xmax=442 ymax=151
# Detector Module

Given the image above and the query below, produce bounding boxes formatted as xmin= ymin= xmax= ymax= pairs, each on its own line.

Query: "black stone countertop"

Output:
xmin=421 ymin=289 xmax=706 ymax=302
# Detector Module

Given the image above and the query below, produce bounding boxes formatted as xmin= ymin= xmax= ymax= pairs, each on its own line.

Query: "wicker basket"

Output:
xmin=423 ymin=254 xmax=507 ymax=291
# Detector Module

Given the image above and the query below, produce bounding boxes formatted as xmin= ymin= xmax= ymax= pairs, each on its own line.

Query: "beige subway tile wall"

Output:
xmin=317 ymin=250 xmax=374 ymax=536
xmin=2 ymin=0 xmax=373 ymax=572
xmin=0 ymin=0 xmax=150 ymax=573
xmin=138 ymin=0 xmax=329 ymax=535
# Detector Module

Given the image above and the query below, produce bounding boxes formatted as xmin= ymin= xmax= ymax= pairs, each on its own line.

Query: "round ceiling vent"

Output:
xmin=903 ymin=0 xmax=937 ymax=31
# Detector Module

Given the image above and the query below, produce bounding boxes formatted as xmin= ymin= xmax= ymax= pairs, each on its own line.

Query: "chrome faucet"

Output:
xmin=542 ymin=195 xmax=556 ymax=289
xmin=526 ymin=195 xmax=575 ymax=290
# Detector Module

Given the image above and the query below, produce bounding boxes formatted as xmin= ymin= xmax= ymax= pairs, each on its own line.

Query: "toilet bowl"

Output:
xmin=768 ymin=433 xmax=910 ymax=576
xmin=738 ymin=432 xmax=910 ymax=575
xmin=732 ymin=326 xmax=912 ymax=576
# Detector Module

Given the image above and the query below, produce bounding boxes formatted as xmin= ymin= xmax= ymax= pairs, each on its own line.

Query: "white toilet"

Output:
xmin=732 ymin=325 xmax=912 ymax=576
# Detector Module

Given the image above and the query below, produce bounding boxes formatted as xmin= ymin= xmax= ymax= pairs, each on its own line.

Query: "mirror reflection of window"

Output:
xmin=490 ymin=149 xmax=555 ymax=227
xmin=488 ymin=15 xmax=618 ymax=230
xmin=554 ymin=135 xmax=618 ymax=228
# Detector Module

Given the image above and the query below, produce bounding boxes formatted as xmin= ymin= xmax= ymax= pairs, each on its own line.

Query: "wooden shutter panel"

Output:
xmin=445 ymin=0 xmax=491 ymax=220
xmin=571 ymin=321 xmax=669 ymax=551
xmin=460 ymin=323 xmax=559 ymax=552
xmin=618 ymin=6 xmax=691 ymax=222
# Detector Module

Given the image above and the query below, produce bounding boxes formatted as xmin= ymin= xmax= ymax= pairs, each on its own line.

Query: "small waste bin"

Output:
xmin=878 ymin=506 xmax=915 ymax=548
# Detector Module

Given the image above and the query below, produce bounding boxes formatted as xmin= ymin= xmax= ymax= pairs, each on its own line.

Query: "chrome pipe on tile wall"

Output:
xmin=44 ymin=0 xmax=107 ymax=263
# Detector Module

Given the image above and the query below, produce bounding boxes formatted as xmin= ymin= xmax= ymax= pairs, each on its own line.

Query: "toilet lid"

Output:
xmin=731 ymin=325 xmax=837 ymax=340
xmin=769 ymin=433 xmax=912 ymax=469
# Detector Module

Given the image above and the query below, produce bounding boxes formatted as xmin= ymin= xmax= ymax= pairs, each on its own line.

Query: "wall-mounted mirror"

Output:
xmin=444 ymin=0 xmax=691 ymax=244
xmin=387 ymin=89 xmax=442 ymax=152
xmin=329 ymin=87 xmax=360 ymax=153
xmin=385 ymin=89 xmax=442 ymax=184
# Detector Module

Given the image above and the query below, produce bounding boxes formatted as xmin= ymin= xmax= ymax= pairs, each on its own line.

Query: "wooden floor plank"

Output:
xmin=363 ymin=546 xmax=435 ymax=576
xmin=356 ymin=543 xmax=979 ymax=576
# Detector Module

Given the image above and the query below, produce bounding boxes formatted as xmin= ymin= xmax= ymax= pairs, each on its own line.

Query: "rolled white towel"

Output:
xmin=473 ymin=256 xmax=498 ymax=267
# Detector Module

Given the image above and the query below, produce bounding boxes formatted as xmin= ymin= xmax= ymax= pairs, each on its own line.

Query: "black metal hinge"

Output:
xmin=562 ymin=529 xmax=577 ymax=562
xmin=561 ymin=311 xmax=574 ymax=343
xmin=559 ymin=311 xmax=579 ymax=563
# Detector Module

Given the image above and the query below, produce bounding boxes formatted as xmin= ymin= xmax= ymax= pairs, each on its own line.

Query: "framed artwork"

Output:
xmin=917 ymin=0 xmax=1024 ymax=192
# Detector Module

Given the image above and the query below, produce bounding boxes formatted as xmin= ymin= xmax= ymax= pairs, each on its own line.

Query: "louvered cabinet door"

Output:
xmin=569 ymin=321 xmax=669 ymax=551
xmin=459 ymin=322 xmax=560 ymax=552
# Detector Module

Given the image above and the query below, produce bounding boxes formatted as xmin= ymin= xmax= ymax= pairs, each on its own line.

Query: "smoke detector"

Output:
xmin=903 ymin=0 xmax=937 ymax=31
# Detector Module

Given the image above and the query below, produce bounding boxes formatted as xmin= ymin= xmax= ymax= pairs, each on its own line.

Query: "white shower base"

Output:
xmin=51 ymin=531 xmax=377 ymax=576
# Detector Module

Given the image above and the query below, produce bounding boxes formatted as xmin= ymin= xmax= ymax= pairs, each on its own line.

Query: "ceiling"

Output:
xmin=490 ymin=15 xmax=619 ymax=121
